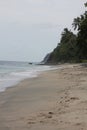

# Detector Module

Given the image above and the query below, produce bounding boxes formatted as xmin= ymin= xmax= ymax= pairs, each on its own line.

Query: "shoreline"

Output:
xmin=0 ymin=64 xmax=53 ymax=93
xmin=0 ymin=64 xmax=87 ymax=130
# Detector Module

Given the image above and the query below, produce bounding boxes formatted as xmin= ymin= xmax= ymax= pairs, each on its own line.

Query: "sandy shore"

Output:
xmin=0 ymin=64 xmax=87 ymax=130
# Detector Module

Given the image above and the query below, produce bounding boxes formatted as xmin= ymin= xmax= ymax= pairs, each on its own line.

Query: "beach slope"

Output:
xmin=0 ymin=64 xmax=87 ymax=130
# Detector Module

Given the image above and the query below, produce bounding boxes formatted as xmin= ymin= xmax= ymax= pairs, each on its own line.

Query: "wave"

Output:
xmin=0 ymin=64 xmax=52 ymax=92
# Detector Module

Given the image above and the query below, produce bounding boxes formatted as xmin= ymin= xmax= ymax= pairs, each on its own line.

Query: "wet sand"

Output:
xmin=0 ymin=64 xmax=87 ymax=130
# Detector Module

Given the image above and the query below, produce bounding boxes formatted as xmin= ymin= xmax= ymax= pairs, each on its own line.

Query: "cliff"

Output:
xmin=44 ymin=28 xmax=77 ymax=64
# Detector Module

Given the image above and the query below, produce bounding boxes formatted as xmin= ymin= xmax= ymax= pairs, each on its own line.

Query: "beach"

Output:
xmin=0 ymin=64 xmax=87 ymax=130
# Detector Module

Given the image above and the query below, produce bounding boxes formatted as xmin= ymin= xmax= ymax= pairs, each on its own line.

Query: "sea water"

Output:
xmin=0 ymin=61 xmax=52 ymax=92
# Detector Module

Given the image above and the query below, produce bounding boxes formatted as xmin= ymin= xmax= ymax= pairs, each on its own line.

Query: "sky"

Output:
xmin=0 ymin=0 xmax=86 ymax=62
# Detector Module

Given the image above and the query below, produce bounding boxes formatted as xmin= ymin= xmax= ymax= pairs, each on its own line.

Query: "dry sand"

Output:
xmin=0 ymin=64 xmax=87 ymax=130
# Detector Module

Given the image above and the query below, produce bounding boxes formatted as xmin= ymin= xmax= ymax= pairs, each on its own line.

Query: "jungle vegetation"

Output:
xmin=46 ymin=2 xmax=87 ymax=64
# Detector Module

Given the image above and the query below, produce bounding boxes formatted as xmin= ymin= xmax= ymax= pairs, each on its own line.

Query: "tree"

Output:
xmin=46 ymin=28 xmax=77 ymax=63
xmin=72 ymin=4 xmax=87 ymax=60
xmin=45 ymin=2 xmax=87 ymax=64
xmin=77 ymin=17 xmax=87 ymax=59
xmin=72 ymin=17 xmax=81 ymax=30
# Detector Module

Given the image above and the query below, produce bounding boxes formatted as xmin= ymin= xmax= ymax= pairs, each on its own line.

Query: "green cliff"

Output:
xmin=45 ymin=3 xmax=87 ymax=64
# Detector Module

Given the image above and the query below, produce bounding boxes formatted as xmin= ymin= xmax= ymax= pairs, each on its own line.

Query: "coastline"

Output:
xmin=0 ymin=64 xmax=52 ymax=93
xmin=0 ymin=64 xmax=87 ymax=130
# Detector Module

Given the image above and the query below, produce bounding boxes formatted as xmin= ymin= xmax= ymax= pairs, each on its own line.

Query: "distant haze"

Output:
xmin=0 ymin=0 xmax=86 ymax=62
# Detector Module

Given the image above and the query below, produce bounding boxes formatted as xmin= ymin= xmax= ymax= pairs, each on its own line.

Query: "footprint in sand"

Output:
xmin=28 ymin=121 xmax=36 ymax=124
xmin=70 ymin=97 xmax=79 ymax=100
xmin=27 ymin=111 xmax=54 ymax=125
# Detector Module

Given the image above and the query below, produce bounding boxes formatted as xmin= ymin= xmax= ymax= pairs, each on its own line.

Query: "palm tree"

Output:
xmin=72 ymin=17 xmax=81 ymax=30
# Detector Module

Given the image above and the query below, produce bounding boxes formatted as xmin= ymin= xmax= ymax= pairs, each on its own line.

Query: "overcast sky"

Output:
xmin=0 ymin=0 xmax=86 ymax=62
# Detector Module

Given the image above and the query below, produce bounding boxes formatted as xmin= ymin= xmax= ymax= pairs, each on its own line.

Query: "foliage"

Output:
xmin=46 ymin=2 xmax=87 ymax=64
xmin=47 ymin=28 xmax=77 ymax=63
xmin=72 ymin=6 xmax=87 ymax=60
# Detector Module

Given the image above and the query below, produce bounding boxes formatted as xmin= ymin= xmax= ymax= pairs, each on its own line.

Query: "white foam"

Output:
xmin=0 ymin=65 xmax=52 ymax=92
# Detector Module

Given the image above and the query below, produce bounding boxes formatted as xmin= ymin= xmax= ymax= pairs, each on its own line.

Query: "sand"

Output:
xmin=0 ymin=64 xmax=87 ymax=130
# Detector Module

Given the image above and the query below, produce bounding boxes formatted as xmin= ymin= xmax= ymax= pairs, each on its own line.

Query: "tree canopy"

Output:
xmin=47 ymin=28 xmax=77 ymax=63
xmin=72 ymin=6 xmax=87 ymax=60
xmin=45 ymin=2 xmax=87 ymax=64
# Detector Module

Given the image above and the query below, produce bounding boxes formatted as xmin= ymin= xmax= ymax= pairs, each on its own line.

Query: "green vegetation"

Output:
xmin=46 ymin=2 xmax=87 ymax=64
xmin=47 ymin=28 xmax=77 ymax=63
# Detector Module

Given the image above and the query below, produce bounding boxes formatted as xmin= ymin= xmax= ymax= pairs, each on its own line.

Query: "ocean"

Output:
xmin=0 ymin=61 xmax=51 ymax=92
